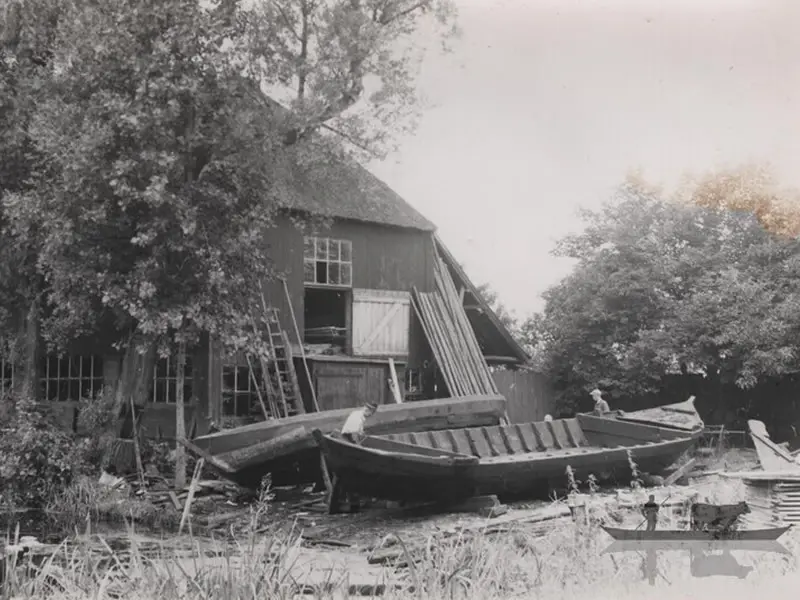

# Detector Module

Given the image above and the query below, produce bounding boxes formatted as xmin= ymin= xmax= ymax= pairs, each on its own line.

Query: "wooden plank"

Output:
xmin=448 ymin=429 xmax=474 ymax=455
xmin=177 ymin=437 xmax=235 ymax=475
xmin=464 ymin=428 xmax=486 ymax=457
xmin=483 ymin=426 xmax=508 ymax=456
xmin=514 ymin=423 xmax=537 ymax=453
xmin=178 ymin=458 xmax=205 ymax=535
xmin=546 ymin=421 xmax=566 ymax=450
xmin=388 ymin=358 xmax=403 ymax=404
xmin=217 ymin=426 xmax=308 ymax=470
xmin=533 ymin=422 xmax=556 ymax=450
xmin=413 ymin=291 xmax=463 ymax=396
xmin=664 ymin=458 xmax=698 ymax=486
xmin=501 ymin=426 xmax=525 ymax=454
xmin=433 ymin=255 xmax=497 ymax=395
xmin=280 ymin=330 xmax=306 ymax=415
xmin=564 ymin=420 xmax=588 ymax=447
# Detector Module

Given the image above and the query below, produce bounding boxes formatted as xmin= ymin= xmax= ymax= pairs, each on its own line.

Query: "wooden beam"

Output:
xmin=388 ymin=358 xmax=403 ymax=404
xmin=483 ymin=355 xmax=523 ymax=364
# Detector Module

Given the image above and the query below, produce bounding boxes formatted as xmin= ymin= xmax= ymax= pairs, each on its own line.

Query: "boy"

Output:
xmin=590 ymin=388 xmax=610 ymax=415
xmin=329 ymin=400 xmax=379 ymax=514
xmin=341 ymin=400 xmax=378 ymax=444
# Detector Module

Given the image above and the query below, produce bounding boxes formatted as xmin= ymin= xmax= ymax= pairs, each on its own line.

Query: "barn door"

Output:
xmin=351 ymin=289 xmax=410 ymax=357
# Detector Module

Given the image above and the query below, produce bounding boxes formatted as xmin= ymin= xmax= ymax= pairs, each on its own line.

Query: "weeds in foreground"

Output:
xmin=42 ymin=476 xmax=180 ymax=534
xmin=4 ymin=502 xmax=798 ymax=600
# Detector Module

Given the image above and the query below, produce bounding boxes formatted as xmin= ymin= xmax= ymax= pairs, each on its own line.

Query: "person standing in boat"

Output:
xmin=642 ymin=494 xmax=659 ymax=531
xmin=590 ymin=389 xmax=610 ymax=415
xmin=329 ymin=400 xmax=379 ymax=514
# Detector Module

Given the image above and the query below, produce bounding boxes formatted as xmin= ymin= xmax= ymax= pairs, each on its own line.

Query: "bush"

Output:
xmin=0 ymin=399 xmax=84 ymax=509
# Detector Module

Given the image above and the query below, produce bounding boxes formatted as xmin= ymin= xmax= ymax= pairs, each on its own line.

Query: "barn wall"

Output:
xmin=493 ymin=369 xmax=556 ymax=423
xmin=258 ymin=213 xmax=435 ymax=346
xmin=17 ymin=214 xmax=436 ymax=435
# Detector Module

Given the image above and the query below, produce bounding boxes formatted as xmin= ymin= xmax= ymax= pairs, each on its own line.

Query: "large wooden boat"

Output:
xmin=184 ymin=394 xmax=507 ymax=488
xmin=314 ymin=397 xmax=705 ymax=503
xmin=601 ymin=525 xmax=791 ymax=542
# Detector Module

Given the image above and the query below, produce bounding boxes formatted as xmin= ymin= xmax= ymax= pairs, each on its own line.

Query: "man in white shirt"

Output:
xmin=329 ymin=400 xmax=379 ymax=514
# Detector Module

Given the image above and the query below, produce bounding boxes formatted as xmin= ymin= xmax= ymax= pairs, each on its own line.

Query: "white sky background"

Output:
xmin=368 ymin=0 xmax=800 ymax=319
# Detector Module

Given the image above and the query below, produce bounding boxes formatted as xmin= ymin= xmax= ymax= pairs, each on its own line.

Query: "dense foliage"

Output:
xmin=0 ymin=0 xmax=456 ymax=408
xmin=525 ymin=166 xmax=800 ymax=411
xmin=0 ymin=401 xmax=82 ymax=507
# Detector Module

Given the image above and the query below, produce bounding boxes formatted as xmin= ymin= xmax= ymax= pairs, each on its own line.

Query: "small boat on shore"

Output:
xmin=314 ymin=397 xmax=705 ymax=504
xmin=184 ymin=394 xmax=507 ymax=488
xmin=601 ymin=525 xmax=792 ymax=542
xmin=748 ymin=419 xmax=800 ymax=473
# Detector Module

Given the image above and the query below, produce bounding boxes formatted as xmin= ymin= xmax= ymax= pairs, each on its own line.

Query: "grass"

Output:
xmin=5 ymin=480 xmax=800 ymax=600
xmin=4 ymin=450 xmax=799 ymax=599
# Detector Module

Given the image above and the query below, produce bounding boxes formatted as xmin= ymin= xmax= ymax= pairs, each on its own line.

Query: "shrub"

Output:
xmin=0 ymin=399 xmax=82 ymax=509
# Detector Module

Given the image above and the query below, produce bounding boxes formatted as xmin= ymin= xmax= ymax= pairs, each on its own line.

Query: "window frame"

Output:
xmin=40 ymin=354 xmax=104 ymax=402
xmin=303 ymin=236 xmax=353 ymax=288
xmin=221 ymin=358 xmax=265 ymax=418
xmin=150 ymin=354 xmax=195 ymax=405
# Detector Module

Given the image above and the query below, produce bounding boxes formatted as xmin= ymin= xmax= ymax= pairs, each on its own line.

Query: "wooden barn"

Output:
xmin=1 ymin=156 xmax=530 ymax=439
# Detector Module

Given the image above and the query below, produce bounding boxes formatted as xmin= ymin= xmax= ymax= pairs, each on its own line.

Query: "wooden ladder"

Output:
xmin=262 ymin=307 xmax=305 ymax=417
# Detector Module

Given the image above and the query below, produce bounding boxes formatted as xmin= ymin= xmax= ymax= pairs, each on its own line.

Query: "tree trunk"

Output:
xmin=20 ymin=297 xmax=41 ymax=402
xmin=174 ymin=340 xmax=187 ymax=489
xmin=112 ymin=332 xmax=158 ymax=438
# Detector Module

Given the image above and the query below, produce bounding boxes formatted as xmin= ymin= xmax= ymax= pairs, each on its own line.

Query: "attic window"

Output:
xmin=304 ymin=237 xmax=352 ymax=287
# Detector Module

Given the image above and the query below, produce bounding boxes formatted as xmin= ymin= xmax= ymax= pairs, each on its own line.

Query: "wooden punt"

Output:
xmin=315 ymin=397 xmax=705 ymax=503
xmin=184 ymin=394 xmax=507 ymax=488
xmin=601 ymin=525 xmax=791 ymax=542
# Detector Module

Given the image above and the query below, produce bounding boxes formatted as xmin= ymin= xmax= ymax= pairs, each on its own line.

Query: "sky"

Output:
xmin=368 ymin=0 xmax=800 ymax=320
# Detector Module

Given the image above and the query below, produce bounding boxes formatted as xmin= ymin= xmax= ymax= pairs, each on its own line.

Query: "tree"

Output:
xmin=245 ymin=0 xmax=458 ymax=159
xmin=474 ymin=282 xmax=518 ymax=335
xmin=1 ymin=0 xmax=458 ymax=428
xmin=0 ymin=0 xmax=67 ymax=403
xmin=531 ymin=167 xmax=800 ymax=412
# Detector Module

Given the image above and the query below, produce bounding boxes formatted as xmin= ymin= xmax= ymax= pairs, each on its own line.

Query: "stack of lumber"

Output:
xmin=411 ymin=255 xmax=498 ymax=397
xmin=741 ymin=478 xmax=800 ymax=527
xmin=147 ymin=479 xmax=246 ymax=509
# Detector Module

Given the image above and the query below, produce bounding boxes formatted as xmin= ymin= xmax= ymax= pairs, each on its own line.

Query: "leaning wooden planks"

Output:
xmin=433 ymin=255 xmax=498 ymax=395
xmin=409 ymin=253 xmax=498 ymax=397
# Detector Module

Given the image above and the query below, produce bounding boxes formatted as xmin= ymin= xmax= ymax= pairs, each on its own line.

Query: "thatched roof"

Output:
xmin=261 ymin=95 xmax=436 ymax=232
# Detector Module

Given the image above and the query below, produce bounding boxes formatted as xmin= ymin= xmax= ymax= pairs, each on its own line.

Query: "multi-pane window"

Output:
xmin=221 ymin=361 xmax=264 ymax=418
xmin=1 ymin=358 xmax=14 ymax=396
xmin=40 ymin=355 xmax=104 ymax=402
xmin=151 ymin=355 xmax=194 ymax=404
xmin=303 ymin=237 xmax=352 ymax=287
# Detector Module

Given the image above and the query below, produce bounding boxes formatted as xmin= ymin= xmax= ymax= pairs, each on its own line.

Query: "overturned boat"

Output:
xmin=313 ymin=397 xmax=705 ymax=504
xmin=184 ymin=394 xmax=507 ymax=488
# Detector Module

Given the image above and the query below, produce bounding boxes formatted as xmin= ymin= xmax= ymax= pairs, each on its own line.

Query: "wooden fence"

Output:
xmin=492 ymin=369 xmax=556 ymax=424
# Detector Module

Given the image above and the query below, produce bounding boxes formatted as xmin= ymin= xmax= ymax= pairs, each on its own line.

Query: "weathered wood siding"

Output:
xmin=310 ymin=358 xmax=405 ymax=411
xmin=351 ymin=289 xmax=410 ymax=357
xmin=259 ymin=214 xmax=435 ymax=345
xmin=493 ymin=369 xmax=555 ymax=424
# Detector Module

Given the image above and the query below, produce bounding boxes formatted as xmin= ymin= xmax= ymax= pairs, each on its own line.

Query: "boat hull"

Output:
xmin=602 ymin=525 xmax=792 ymax=542
xmin=470 ymin=435 xmax=697 ymax=499
xmin=317 ymin=399 xmax=705 ymax=504
xmin=313 ymin=432 xmax=479 ymax=504
xmin=189 ymin=395 xmax=507 ymax=488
